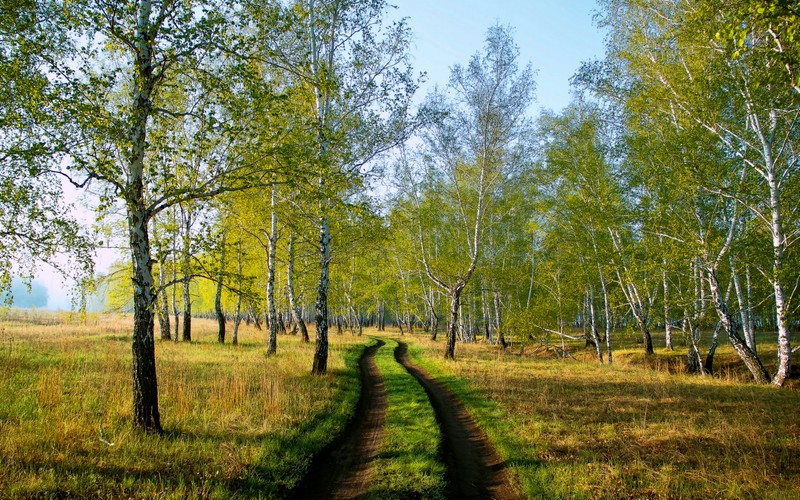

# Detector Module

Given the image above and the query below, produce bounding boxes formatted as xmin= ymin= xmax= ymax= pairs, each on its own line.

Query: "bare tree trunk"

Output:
xmin=181 ymin=204 xmax=192 ymax=343
xmin=129 ymin=0 xmax=161 ymax=431
xmin=482 ymin=287 xmax=492 ymax=344
xmin=444 ymin=285 xmax=463 ymax=360
xmin=707 ymin=267 xmax=770 ymax=384
xmin=746 ymin=265 xmax=756 ymax=349
xmin=376 ymin=299 xmax=384 ymax=332
xmin=215 ymin=230 xmax=227 ymax=344
xmin=312 ymin=209 xmax=331 ymax=374
xmin=232 ymin=239 xmax=242 ymax=346
xmin=351 ymin=305 xmax=362 ymax=336
xmin=611 ymin=230 xmax=653 ymax=354
xmin=171 ymin=221 xmax=179 ymax=344
xmin=704 ymin=323 xmax=721 ymax=374
xmin=588 ymin=286 xmax=603 ymax=363
xmin=494 ymin=289 xmax=506 ymax=348
xmin=730 ymin=255 xmax=754 ymax=352
xmin=768 ymin=169 xmax=792 ymax=386
xmin=663 ymin=268 xmax=673 ymax=350
xmin=687 ymin=260 xmax=706 ymax=374
xmin=430 ymin=289 xmax=439 ymax=341
xmin=599 ymin=263 xmax=612 ymax=365
xmin=157 ymin=259 xmax=171 ymax=341
xmin=130 ymin=208 xmax=161 ymax=431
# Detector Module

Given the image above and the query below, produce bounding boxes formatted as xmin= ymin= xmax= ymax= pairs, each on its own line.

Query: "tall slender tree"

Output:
xmin=406 ymin=25 xmax=536 ymax=359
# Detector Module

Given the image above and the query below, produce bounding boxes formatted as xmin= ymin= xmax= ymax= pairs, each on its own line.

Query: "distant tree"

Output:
xmin=243 ymin=0 xmax=418 ymax=373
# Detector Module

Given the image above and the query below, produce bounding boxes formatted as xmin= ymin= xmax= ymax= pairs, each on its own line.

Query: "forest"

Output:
xmin=2 ymin=0 xmax=800 ymax=498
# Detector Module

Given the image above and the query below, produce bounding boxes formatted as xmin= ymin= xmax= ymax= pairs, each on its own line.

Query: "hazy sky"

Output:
xmin=391 ymin=0 xmax=607 ymax=112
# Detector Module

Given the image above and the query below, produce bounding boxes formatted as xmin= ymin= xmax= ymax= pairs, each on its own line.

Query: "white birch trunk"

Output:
xmin=181 ymin=205 xmax=192 ymax=342
xmin=128 ymin=0 xmax=160 ymax=432
xmin=266 ymin=184 xmax=278 ymax=356
xmin=232 ymin=239 xmax=242 ymax=346
xmin=287 ymin=233 xmax=309 ymax=343
xmin=215 ymin=230 xmax=227 ymax=344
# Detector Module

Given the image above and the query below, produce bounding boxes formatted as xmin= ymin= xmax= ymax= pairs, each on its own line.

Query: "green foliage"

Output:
xmin=0 ymin=0 xmax=94 ymax=296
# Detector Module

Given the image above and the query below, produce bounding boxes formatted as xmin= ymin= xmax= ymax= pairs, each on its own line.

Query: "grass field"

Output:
xmin=0 ymin=309 xmax=366 ymax=498
xmin=404 ymin=330 xmax=800 ymax=499
xmin=2 ymin=308 xmax=799 ymax=498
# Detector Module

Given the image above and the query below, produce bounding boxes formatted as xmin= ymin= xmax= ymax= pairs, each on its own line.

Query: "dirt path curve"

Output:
xmin=395 ymin=341 xmax=521 ymax=500
xmin=292 ymin=339 xmax=387 ymax=500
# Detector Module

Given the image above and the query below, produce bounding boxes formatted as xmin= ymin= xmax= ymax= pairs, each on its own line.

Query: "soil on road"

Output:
xmin=395 ymin=341 xmax=521 ymax=499
xmin=291 ymin=339 xmax=387 ymax=499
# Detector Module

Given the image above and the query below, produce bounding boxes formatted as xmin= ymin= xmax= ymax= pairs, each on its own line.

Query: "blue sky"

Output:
xmin=390 ymin=0 xmax=607 ymax=112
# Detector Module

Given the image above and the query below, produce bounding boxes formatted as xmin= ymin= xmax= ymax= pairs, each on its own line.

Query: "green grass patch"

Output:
xmin=368 ymin=337 xmax=446 ymax=499
xmin=402 ymin=333 xmax=800 ymax=499
xmin=239 ymin=338 xmax=371 ymax=497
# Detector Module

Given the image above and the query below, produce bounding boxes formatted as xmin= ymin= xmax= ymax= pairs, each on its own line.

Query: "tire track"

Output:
xmin=292 ymin=339 xmax=387 ymax=499
xmin=395 ymin=341 xmax=521 ymax=499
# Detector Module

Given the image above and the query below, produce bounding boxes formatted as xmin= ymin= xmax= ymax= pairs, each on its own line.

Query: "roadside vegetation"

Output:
xmin=405 ymin=331 xmax=800 ymax=499
xmin=368 ymin=337 xmax=446 ymax=498
xmin=2 ymin=308 xmax=799 ymax=498
xmin=0 ymin=310 xmax=365 ymax=498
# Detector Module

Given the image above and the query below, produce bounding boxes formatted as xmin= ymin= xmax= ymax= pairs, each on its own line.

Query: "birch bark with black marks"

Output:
xmin=181 ymin=204 xmax=192 ymax=343
xmin=232 ymin=239 xmax=243 ymax=345
xmin=127 ymin=0 xmax=160 ymax=432
xmin=588 ymin=286 xmax=603 ymax=363
xmin=171 ymin=226 xmax=180 ymax=344
xmin=215 ymin=230 xmax=227 ymax=344
xmin=287 ymin=233 xmax=309 ymax=343
xmin=157 ymin=256 xmax=171 ymax=341
xmin=266 ymin=183 xmax=278 ymax=356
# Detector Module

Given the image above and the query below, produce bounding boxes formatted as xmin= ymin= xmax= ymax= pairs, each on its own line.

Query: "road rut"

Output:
xmin=395 ymin=341 xmax=521 ymax=499
xmin=292 ymin=339 xmax=387 ymax=499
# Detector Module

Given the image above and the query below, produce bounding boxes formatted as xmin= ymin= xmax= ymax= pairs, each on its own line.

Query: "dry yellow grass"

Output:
xmin=0 ymin=308 xmax=367 ymax=498
xmin=402 ymin=331 xmax=800 ymax=499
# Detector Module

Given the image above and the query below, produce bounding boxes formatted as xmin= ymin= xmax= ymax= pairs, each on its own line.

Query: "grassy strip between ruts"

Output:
xmin=367 ymin=336 xmax=446 ymax=499
xmin=404 ymin=334 xmax=800 ymax=499
xmin=0 ymin=311 xmax=369 ymax=498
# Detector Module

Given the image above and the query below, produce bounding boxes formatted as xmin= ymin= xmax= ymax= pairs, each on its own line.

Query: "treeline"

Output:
xmin=5 ymin=0 xmax=800 ymax=432
xmin=126 ymin=1 xmax=800 ymax=391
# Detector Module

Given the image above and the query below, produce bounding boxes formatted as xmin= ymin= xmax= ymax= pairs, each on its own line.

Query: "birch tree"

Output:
xmin=45 ymin=0 xmax=269 ymax=432
xmin=244 ymin=0 xmax=418 ymax=373
xmin=597 ymin=0 xmax=799 ymax=384
xmin=408 ymin=25 xmax=535 ymax=359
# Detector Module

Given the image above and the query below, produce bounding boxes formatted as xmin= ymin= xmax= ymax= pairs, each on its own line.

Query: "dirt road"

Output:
xmin=395 ymin=341 xmax=521 ymax=499
xmin=291 ymin=339 xmax=387 ymax=499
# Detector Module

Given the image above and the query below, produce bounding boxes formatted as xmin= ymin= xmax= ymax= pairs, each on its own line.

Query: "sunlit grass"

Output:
xmin=403 ymin=329 xmax=800 ymax=499
xmin=368 ymin=334 xmax=446 ymax=499
xmin=0 ymin=308 xmax=367 ymax=498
